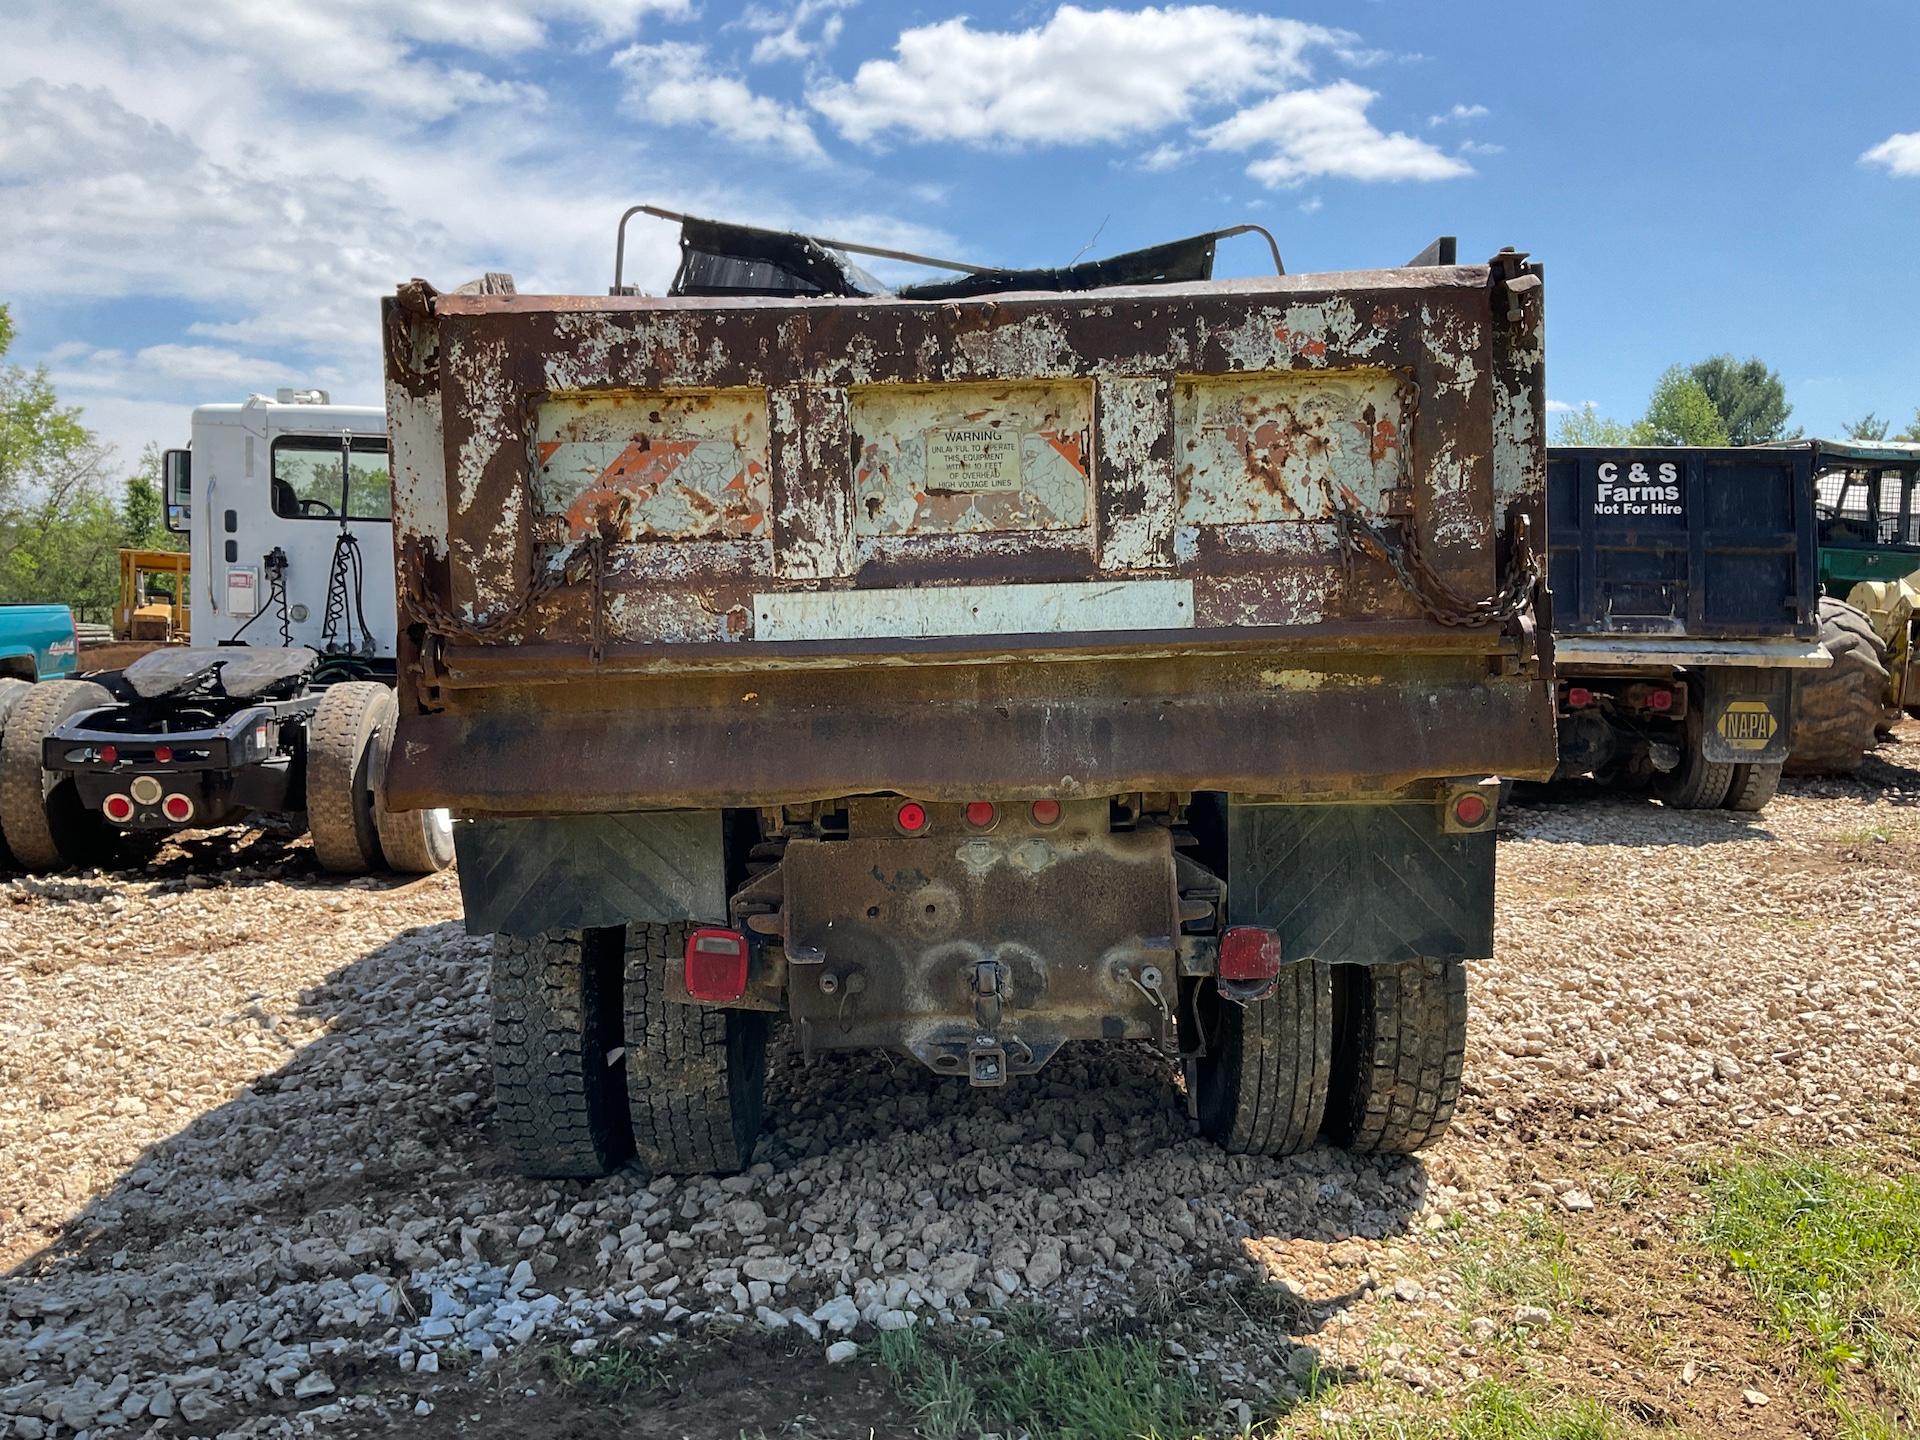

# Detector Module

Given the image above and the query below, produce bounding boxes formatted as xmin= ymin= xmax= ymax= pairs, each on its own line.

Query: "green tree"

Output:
xmin=1553 ymin=402 xmax=1637 ymax=446
xmin=0 ymin=302 xmax=126 ymax=620
xmin=1688 ymin=354 xmax=1795 ymax=445
xmin=1845 ymin=412 xmax=1891 ymax=442
xmin=120 ymin=443 xmax=183 ymax=551
xmin=1638 ymin=366 xmax=1731 ymax=446
xmin=1899 ymin=408 xmax=1920 ymax=443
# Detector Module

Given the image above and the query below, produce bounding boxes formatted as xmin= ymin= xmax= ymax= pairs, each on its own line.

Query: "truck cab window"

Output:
xmin=270 ymin=437 xmax=392 ymax=521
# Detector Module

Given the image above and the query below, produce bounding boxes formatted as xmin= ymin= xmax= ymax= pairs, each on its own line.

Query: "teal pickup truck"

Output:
xmin=0 ymin=605 xmax=80 ymax=683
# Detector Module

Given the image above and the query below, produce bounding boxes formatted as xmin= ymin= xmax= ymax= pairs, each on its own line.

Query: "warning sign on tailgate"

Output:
xmin=925 ymin=427 xmax=1022 ymax=493
xmin=1716 ymin=700 xmax=1779 ymax=751
xmin=1594 ymin=460 xmax=1682 ymax=519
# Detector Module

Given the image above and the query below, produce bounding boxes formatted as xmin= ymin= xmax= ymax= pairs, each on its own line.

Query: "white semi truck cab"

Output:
xmin=0 ymin=393 xmax=452 ymax=876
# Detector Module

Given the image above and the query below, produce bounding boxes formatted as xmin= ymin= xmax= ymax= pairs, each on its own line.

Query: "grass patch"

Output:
xmin=1275 ymin=1380 xmax=1639 ymax=1440
xmin=1835 ymin=823 xmax=1897 ymax=847
xmin=877 ymin=1315 xmax=1218 ymax=1440
xmin=547 ymin=1339 xmax=675 ymax=1399
xmin=1701 ymin=1156 xmax=1920 ymax=1435
xmin=1455 ymin=1212 xmax=1582 ymax=1320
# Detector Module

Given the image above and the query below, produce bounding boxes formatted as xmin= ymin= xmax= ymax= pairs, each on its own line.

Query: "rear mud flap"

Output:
xmin=1227 ymin=800 xmax=1493 ymax=964
xmin=454 ymin=811 xmax=726 ymax=936
xmin=1699 ymin=667 xmax=1794 ymax=764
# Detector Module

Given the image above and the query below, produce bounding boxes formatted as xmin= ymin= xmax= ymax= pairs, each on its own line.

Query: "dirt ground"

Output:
xmin=3 ymin=741 xmax=1918 ymax=1439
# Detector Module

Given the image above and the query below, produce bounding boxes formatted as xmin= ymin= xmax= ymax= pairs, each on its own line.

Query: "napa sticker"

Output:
xmin=1594 ymin=460 xmax=1682 ymax=518
xmin=1716 ymin=700 xmax=1779 ymax=751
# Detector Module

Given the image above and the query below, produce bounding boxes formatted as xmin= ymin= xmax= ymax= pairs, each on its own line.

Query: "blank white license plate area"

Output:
xmin=752 ymin=580 xmax=1195 ymax=643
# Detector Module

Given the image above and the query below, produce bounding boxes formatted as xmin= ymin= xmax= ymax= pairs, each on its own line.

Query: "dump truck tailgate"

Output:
xmin=382 ymin=259 xmax=1555 ymax=812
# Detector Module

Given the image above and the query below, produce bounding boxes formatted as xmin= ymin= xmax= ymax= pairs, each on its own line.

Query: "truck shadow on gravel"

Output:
xmin=3 ymin=917 xmax=1416 ymax=1435
xmin=1502 ymin=780 xmax=1782 ymax=845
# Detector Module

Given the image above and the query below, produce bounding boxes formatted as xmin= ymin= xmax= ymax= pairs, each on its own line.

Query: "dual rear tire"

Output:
xmin=307 ymin=682 xmax=454 ymax=875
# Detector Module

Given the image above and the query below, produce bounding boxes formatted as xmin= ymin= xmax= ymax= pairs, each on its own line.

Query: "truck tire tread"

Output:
xmin=490 ymin=929 xmax=633 ymax=1178
xmin=307 ymin=682 xmax=392 ymax=874
xmin=1722 ymin=761 xmax=1783 ymax=813
xmin=1328 ymin=957 xmax=1467 ymax=1155
xmin=1653 ymin=700 xmax=1734 ymax=810
xmin=0 ymin=680 xmax=116 ymax=872
xmin=1786 ymin=599 xmax=1888 ymax=776
xmin=1192 ymin=962 xmax=1331 ymax=1157
xmin=623 ymin=921 xmax=767 ymax=1175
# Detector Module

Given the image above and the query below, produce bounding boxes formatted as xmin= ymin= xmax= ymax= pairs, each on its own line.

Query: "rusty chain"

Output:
xmin=1332 ymin=485 xmax=1539 ymax=629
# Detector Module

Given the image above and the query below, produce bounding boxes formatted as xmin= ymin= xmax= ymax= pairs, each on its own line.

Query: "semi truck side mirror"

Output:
xmin=163 ymin=448 xmax=191 ymax=534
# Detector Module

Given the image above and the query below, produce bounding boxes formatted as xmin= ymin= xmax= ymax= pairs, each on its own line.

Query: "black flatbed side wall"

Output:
xmin=1546 ymin=446 xmax=1817 ymax=639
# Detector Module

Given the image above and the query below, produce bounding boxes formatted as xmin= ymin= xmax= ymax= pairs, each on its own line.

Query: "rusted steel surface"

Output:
xmin=381 ymin=256 xmax=1554 ymax=813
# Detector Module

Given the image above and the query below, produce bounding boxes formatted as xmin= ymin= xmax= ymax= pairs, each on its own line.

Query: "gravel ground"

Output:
xmin=3 ymin=749 xmax=1918 ymax=1438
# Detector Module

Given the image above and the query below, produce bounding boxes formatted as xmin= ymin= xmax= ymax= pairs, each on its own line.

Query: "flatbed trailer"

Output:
xmin=381 ymin=218 xmax=1556 ymax=1177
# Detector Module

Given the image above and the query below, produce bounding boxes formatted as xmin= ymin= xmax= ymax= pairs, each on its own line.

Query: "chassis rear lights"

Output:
xmin=1647 ymin=688 xmax=1674 ymax=712
xmin=1452 ymin=792 xmax=1490 ymax=828
xmin=102 ymin=794 xmax=134 ymax=824
xmin=1564 ymin=686 xmax=1593 ymax=709
xmin=964 ymin=801 xmax=996 ymax=829
xmin=1029 ymin=799 xmax=1062 ymax=827
xmin=895 ymin=801 xmax=929 ymax=834
xmin=1219 ymin=926 xmax=1283 ymax=982
xmin=98 ymin=744 xmax=118 ymax=764
xmin=153 ymin=745 xmax=174 ymax=764
xmin=162 ymin=793 xmax=195 ymax=824
xmin=683 ymin=928 xmax=749 ymax=1004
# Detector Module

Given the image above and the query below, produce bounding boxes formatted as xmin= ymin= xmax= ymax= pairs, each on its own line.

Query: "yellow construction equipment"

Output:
xmin=115 ymin=548 xmax=190 ymax=643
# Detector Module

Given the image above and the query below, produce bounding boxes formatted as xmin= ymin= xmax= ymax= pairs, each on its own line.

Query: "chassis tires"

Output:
xmin=0 ymin=678 xmax=31 ymax=867
xmin=1189 ymin=963 xmax=1332 ymax=1157
xmin=376 ymin=798 xmax=455 ymax=875
xmin=1722 ymin=761 xmax=1784 ymax=813
xmin=1786 ymin=599 xmax=1889 ymax=776
xmin=623 ymin=921 xmax=768 ymax=1175
xmin=1652 ymin=702 xmax=1734 ymax=810
xmin=0 ymin=680 xmax=118 ymax=872
xmin=1326 ymin=957 xmax=1467 ymax=1155
xmin=491 ymin=928 xmax=634 ymax=1178
xmin=307 ymin=681 xmax=393 ymax=874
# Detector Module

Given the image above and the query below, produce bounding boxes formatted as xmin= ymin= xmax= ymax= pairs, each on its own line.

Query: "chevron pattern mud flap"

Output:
xmin=1226 ymin=800 xmax=1494 ymax=964
xmin=453 ymin=811 xmax=727 ymax=937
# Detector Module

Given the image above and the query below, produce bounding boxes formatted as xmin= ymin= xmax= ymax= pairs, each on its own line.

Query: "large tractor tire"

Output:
xmin=1325 ymin=957 xmax=1467 ymax=1155
xmin=1786 ymin=599 xmax=1889 ymax=776
xmin=623 ymin=921 xmax=768 ymax=1175
xmin=1653 ymin=702 xmax=1735 ymax=810
xmin=306 ymin=681 xmax=393 ymax=874
xmin=491 ymin=928 xmax=634 ymax=1178
xmin=0 ymin=680 xmax=118 ymax=872
xmin=1188 ymin=962 xmax=1332 ymax=1157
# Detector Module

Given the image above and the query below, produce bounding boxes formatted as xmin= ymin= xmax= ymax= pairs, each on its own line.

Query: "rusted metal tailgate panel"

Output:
xmin=382 ymin=259 xmax=1553 ymax=812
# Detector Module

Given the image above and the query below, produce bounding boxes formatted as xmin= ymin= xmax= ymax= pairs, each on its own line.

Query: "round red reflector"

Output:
xmin=162 ymin=794 xmax=194 ymax=823
xmin=1453 ymin=793 xmax=1490 ymax=827
xmin=895 ymin=801 xmax=928 ymax=834
xmin=98 ymin=744 xmax=118 ymax=764
xmin=153 ymin=745 xmax=174 ymax=764
xmin=1030 ymin=799 xmax=1062 ymax=826
xmin=102 ymin=794 xmax=134 ymax=823
xmin=1565 ymin=687 xmax=1592 ymax=709
xmin=1648 ymin=689 xmax=1674 ymax=712
xmin=964 ymin=801 xmax=996 ymax=829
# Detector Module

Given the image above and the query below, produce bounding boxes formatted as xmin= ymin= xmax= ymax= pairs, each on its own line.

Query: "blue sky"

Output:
xmin=2 ymin=0 xmax=1916 ymax=468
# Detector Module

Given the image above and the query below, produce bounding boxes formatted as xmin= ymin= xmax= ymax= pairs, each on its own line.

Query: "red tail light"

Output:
xmin=1647 ymin=688 xmax=1673 ymax=712
xmin=1565 ymin=687 xmax=1592 ymax=709
xmin=98 ymin=744 xmax=118 ymax=764
xmin=964 ymin=801 xmax=996 ymax=829
xmin=683 ymin=928 xmax=749 ymax=1004
xmin=162 ymin=794 xmax=195 ymax=823
xmin=1219 ymin=927 xmax=1283 ymax=981
xmin=895 ymin=801 xmax=929 ymax=834
xmin=1452 ymin=792 xmax=1490 ymax=828
xmin=103 ymin=794 xmax=134 ymax=823
xmin=153 ymin=745 xmax=174 ymax=764
xmin=1029 ymin=799 xmax=1062 ymax=827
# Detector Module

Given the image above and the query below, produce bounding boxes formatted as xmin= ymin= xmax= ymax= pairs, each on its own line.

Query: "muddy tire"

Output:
xmin=0 ymin=678 xmax=32 ymax=867
xmin=1653 ymin=702 xmax=1734 ymax=810
xmin=376 ymin=796 xmax=455 ymax=875
xmin=623 ymin=921 xmax=767 ymax=1175
xmin=1722 ymin=761 xmax=1783 ymax=813
xmin=306 ymin=681 xmax=392 ymax=874
xmin=1190 ymin=962 xmax=1332 ymax=1157
xmin=0 ymin=680 xmax=118 ymax=872
xmin=491 ymin=928 xmax=634 ymax=1178
xmin=1786 ymin=599 xmax=1889 ymax=776
xmin=1326 ymin=956 xmax=1467 ymax=1155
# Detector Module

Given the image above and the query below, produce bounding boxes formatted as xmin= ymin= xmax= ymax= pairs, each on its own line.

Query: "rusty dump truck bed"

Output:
xmin=380 ymin=251 xmax=1555 ymax=814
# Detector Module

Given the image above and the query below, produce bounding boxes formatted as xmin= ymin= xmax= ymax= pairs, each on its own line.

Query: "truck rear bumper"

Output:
xmin=389 ymin=649 xmax=1556 ymax=813
xmin=1552 ymin=636 xmax=1831 ymax=669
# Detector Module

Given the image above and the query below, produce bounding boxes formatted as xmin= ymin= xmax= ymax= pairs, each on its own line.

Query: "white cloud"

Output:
xmin=1459 ymin=139 xmax=1504 ymax=157
xmin=1428 ymin=102 xmax=1489 ymax=126
xmin=1862 ymin=131 xmax=1920 ymax=177
xmin=1202 ymin=81 xmax=1471 ymax=187
xmin=1546 ymin=399 xmax=1574 ymax=414
xmin=1298 ymin=195 xmax=1323 ymax=215
xmin=1136 ymin=142 xmax=1190 ymax=173
xmin=809 ymin=6 xmax=1343 ymax=146
xmin=614 ymin=42 xmax=826 ymax=159
xmin=742 ymin=0 xmax=854 ymax=65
